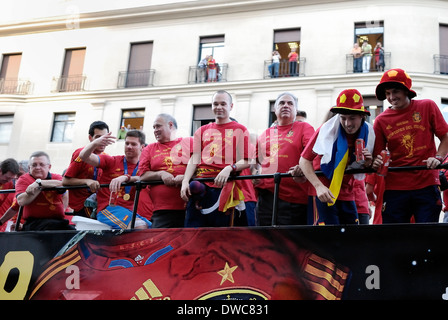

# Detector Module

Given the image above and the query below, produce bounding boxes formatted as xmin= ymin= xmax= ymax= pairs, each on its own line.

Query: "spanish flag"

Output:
xmin=313 ymin=115 xmax=374 ymax=206
xmin=218 ymin=180 xmax=245 ymax=213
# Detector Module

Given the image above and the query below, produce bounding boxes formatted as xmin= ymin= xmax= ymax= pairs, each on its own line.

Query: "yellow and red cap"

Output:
xmin=331 ymin=88 xmax=370 ymax=116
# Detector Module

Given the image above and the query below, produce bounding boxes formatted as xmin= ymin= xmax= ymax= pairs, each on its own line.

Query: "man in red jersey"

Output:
xmin=253 ymin=92 xmax=315 ymax=226
xmin=139 ymin=113 xmax=193 ymax=228
xmin=181 ymin=90 xmax=251 ymax=227
xmin=15 ymin=151 xmax=73 ymax=231
xmin=372 ymin=68 xmax=448 ymax=223
xmin=63 ymin=121 xmax=109 ymax=218
xmin=80 ymin=130 xmax=151 ymax=229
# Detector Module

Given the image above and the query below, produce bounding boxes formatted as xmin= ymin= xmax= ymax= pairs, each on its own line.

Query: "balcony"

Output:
xmin=117 ymin=69 xmax=155 ymax=88
xmin=188 ymin=63 xmax=228 ymax=84
xmin=263 ymin=58 xmax=306 ymax=79
xmin=434 ymin=55 xmax=448 ymax=74
xmin=346 ymin=52 xmax=391 ymax=73
xmin=52 ymin=75 xmax=87 ymax=92
xmin=0 ymin=78 xmax=32 ymax=94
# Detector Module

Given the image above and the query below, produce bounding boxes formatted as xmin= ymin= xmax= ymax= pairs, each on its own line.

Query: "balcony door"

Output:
xmin=60 ymin=48 xmax=86 ymax=91
xmin=126 ymin=42 xmax=153 ymax=87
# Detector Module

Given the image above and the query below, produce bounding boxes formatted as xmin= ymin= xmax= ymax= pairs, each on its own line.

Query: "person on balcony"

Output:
xmin=207 ymin=55 xmax=217 ymax=82
xmin=268 ymin=51 xmax=281 ymax=78
xmin=374 ymin=42 xmax=385 ymax=72
xmin=361 ymin=40 xmax=372 ymax=73
xmin=197 ymin=55 xmax=209 ymax=83
xmin=288 ymin=48 xmax=299 ymax=76
xmin=351 ymin=43 xmax=362 ymax=73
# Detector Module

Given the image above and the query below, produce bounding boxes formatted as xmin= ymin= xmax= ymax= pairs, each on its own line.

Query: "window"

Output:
xmin=199 ymin=36 xmax=225 ymax=64
xmin=363 ymin=95 xmax=383 ymax=124
xmin=120 ymin=109 xmax=145 ymax=131
xmin=59 ymin=48 xmax=86 ymax=92
xmin=272 ymin=29 xmax=301 ymax=77
xmin=125 ymin=42 xmax=154 ymax=87
xmin=0 ymin=115 xmax=13 ymax=144
xmin=0 ymin=53 xmax=22 ymax=94
xmin=439 ymin=25 xmax=448 ymax=74
xmin=192 ymin=104 xmax=213 ymax=135
xmin=355 ymin=21 xmax=384 ymax=72
xmin=51 ymin=113 xmax=75 ymax=142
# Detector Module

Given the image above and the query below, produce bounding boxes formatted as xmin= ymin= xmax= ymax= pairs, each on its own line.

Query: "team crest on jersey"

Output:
xmin=412 ymin=111 xmax=422 ymax=123
xmin=74 ymin=156 xmax=82 ymax=163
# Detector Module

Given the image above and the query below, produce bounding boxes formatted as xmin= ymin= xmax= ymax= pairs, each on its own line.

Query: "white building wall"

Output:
xmin=1 ymin=0 xmax=448 ymax=172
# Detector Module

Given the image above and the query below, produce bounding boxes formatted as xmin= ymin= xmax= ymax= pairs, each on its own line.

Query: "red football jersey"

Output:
xmin=64 ymin=148 xmax=102 ymax=211
xmin=96 ymin=155 xmax=138 ymax=212
xmin=15 ymin=173 xmax=65 ymax=220
xmin=138 ymin=137 xmax=193 ymax=211
xmin=373 ymin=99 xmax=448 ymax=190
xmin=29 ymin=229 xmax=350 ymax=300
xmin=193 ymin=121 xmax=250 ymax=187
xmin=256 ymin=121 xmax=315 ymax=204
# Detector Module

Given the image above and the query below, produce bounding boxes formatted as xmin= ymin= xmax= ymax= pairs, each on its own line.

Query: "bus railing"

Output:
xmin=1 ymin=163 xmax=447 ymax=230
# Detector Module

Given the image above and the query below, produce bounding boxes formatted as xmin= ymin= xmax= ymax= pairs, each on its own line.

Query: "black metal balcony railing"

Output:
xmin=52 ymin=75 xmax=87 ymax=92
xmin=117 ymin=69 xmax=155 ymax=88
xmin=188 ymin=63 xmax=228 ymax=84
xmin=263 ymin=58 xmax=306 ymax=79
xmin=346 ymin=52 xmax=391 ymax=74
xmin=434 ymin=54 xmax=448 ymax=74
xmin=0 ymin=78 xmax=32 ymax=95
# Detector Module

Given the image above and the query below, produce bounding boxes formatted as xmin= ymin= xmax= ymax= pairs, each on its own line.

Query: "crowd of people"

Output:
xmin=0 ymin=67 xmax=447 ymax=232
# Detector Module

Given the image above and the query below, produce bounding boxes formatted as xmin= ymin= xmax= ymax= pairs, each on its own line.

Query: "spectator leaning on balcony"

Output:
xmin=197 ymin=55 xmax=209 ymax=83
xmin=63 ymin=120 xmax=110 ymax=218
xmin=181 ymin=90 xmax=251 ymax=227
xmin=351 ymin=43 xmax=362 ymax=73
xmin=288 ymin=48 xmax=299 ymax=76
xmin=253 ymin=92 xmax=315 ymax=226
xmin=15 ymin=151 xmax=73 ymax=231
xmin=79 ymin=130 xmax=151 ymax=229
xmin=299 ymin=89 xmax=375 ymax=225
xmin=374 ymin=42 xmax=385 ymax=71
xmin=361 ymin=40 xmax=372 ymax=73
xmin=372 ymin=68 xmax=448 ymax=223
xmin=207 ymin=55 xmax=217 ymax=82
xmin=139 ymin=113 xmax=193 ymax=228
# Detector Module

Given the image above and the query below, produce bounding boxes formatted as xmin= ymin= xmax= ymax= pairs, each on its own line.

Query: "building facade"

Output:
xmin=1 ymin=0 xmax=448 ymax=172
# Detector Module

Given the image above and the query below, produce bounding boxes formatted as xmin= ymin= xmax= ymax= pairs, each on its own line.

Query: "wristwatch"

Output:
xmin=35 ymin=178 xmax=42 ymax=187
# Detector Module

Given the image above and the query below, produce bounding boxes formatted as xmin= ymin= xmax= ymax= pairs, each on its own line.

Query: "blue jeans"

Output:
xmin=381 ymin=185 xmax=442 ymax=223
xmin=312 ymin=197 xmax=359 ymax=225
xmin=268 ymin=62 xmax=279 ymax=77
xmin=353 ymin=57 xmax=362 ymax=73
